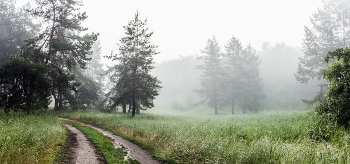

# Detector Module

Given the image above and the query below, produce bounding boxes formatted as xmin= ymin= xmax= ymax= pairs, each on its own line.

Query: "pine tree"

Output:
xmin=73 ymin=67 xmax=100 ymax=109
xmin=79 ymin=39 xmax=105 ymax=108
xmin=86 ymin=40 xmax=105 ymax=82
xmin=295 ymin=0 xmax=350 ymax=105
xmin=239 ymin=45 xmax=265 ymax=113
xmin=0 ymin=0 xmax=38 ymax=63
xmin=223 ymin=36 xmax=244 ymax=114
xmin=0 ymin=54 xmax=52 ymax=114
xmin=195 ymin=36 xmax=225 ymax=115
xmin=105 ymin=12 xmax=161 ymax=117
xmin=27 ymin=0 xmax=98 ymax=111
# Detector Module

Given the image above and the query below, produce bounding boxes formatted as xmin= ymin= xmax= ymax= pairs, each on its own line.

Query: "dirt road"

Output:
xmin=64 ymin=124 xmax=100 ymax=164
xmin=61 ymin=118 xmax=162 ymax=164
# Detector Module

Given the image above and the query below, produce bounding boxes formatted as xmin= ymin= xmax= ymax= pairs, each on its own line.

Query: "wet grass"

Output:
xmin=53 ymin=128 xmax=73 ymax=164
xmin=0 ymin=110 xmax=65 ymax=164
xmin=57 ymin=110 xmax=350 ymax=163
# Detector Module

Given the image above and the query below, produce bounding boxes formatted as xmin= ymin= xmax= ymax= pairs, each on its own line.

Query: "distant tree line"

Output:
xmin=195 ymin=36 xmax=265 ymax=115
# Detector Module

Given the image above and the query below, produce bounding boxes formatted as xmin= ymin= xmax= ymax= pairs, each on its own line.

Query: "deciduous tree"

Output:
xmin=315 ymin=47 xmax=350 ymax=128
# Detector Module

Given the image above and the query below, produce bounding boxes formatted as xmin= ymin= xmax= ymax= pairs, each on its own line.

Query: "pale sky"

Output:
xmin=17 ymin=0 xmax=323 ymax=63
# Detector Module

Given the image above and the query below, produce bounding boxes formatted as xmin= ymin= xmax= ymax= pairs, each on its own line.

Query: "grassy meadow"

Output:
xmin=57 ymin=110 xmax=350 ymax=163
xmin=0 ymin=110 xmax=66 ymax=164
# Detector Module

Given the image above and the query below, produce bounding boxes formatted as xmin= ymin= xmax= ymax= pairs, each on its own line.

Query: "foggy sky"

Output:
xmin=17 ymin=0 xmax=323 ymax=64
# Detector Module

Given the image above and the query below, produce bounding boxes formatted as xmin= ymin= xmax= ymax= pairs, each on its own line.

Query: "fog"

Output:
xmin=149 ymin=43 xmax=319 ymax=115
xmin=13 ymin=0 xmax=324 ymax=114
xmin=15 ymin=0 xmax=323 ymax=62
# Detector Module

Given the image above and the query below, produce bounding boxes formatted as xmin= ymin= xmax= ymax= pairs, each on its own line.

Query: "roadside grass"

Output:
xmin=64 ymin=120 xmax=133 ymax=164
xmin=0 ymin=110 xmax=65 ymax=164
xmin=57 ymin=110 xmax=350 ymax=163
xmin=53 ymin=128 xmax=73 ymax=164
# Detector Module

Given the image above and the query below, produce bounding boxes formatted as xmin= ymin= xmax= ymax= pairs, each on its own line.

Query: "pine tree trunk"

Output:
xmin=55 ymin=91 xmax=63 ymax=111
xmin=122 ymin=103 xmax=126 ymax=113
xmin=128 ymin=104 xmax=131 ymax=113
xmin=136 ymin=106 xmax=140 ymax=114
xmin=53 ymin=92 xmax=58 ymax=111
xmin=232 ymin=99 xmax=234 ymax=115
xmin=132 ymin=97 xmax=136 ymax=117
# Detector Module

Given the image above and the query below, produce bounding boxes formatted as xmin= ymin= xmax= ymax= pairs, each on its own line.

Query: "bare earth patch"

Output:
xmin=61 ymin=118 xmax=162 ymax=164
xmin=64 ymin=124 xmax=100 ymax=164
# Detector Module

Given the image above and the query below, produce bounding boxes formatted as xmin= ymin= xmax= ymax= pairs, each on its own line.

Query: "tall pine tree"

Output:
xmin=223 ymin=36 xmax=243 ymax=114
xmin=106 ymin=12 xmax=161 ymax=117
xmin=239 ymin=44 xmax=265 ymax=113
xmin=27 ymin=0 xmax=98 ymax=111
xmin=195 ymin=36 xmax=225 ymax=115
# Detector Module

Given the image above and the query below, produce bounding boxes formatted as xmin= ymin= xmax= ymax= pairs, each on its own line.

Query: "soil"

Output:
xmin=61 ymin=118 xmax=162 ymax=164
xmin=64 ymin=124 xmax=101 ymax=164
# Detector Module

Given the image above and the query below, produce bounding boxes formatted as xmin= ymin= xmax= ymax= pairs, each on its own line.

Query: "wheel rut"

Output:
xmin=61 ymin=118 xmax=162 ymax=164
xmin=64 ymin=124 xmax=100 ymax=164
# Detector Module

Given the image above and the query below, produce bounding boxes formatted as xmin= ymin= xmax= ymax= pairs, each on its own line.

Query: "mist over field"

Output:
xmin=3 ymin=0 xmax=350 ymax=163
xmin=148 ymin=44 xmax=319 ymax=115
xmin=9 ymin=0 xmax=324 ymax=116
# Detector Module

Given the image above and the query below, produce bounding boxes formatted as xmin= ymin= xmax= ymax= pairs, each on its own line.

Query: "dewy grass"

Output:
xmin=0 ymin=110 xmax=65 ymax=164
xmin=53 ymin=128 xmax=72 ymax=164
xmin=64 ymin=120 xmax=130 ymax=164
xmin=58 ymin=110 xmax=350 ymax=163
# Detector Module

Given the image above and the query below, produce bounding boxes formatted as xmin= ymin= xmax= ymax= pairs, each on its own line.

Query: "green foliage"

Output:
xmin=64 ymin=120 xmax=128 ymax=164
xmin=26 ymin=0 xmax=98 ymax=111
xmin=105 ymin=12 xmax=161 ymax=116
xmin=0 ymin=55 xmax=52 ymax=114
xmin=74 ymin=67 xmax=101 ymax=110
xmin=315 ymin=47 xmax=350 ymax=128
xmin=0 ymin=110 xmax=65 ymax=163
xmin=296 ymin=0 xmax=350 ymax=104
xmin=58 ymin=110 xmax=350 ymax=163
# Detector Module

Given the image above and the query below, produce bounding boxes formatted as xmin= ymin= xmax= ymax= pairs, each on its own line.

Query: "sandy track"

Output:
xmin=64 ymin=124 xmax=99 ymax=164
xmin=62 ymin=118 xmax=162 ymax=164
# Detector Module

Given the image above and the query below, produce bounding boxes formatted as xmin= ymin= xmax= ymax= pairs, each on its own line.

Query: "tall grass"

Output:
xmin=0 ymin=110 xmax=65 ymax=164
xmin=58 ymin=110 xmax=350 ymax=163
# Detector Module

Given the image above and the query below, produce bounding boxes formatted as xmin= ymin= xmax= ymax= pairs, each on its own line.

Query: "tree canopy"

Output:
xmin=104 ymin=12 xmax=161 ymax=116
xmin=296 ymin=0 xmax=350 ymax=105
xmin=316 ymin=47 xmax=350 ymax=128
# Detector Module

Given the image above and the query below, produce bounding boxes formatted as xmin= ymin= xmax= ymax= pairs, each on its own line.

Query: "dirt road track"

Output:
xmin=64 ymin=124 xmax=99 ymax=164
xmin=62 ymin=118 xmax=162 ymax=164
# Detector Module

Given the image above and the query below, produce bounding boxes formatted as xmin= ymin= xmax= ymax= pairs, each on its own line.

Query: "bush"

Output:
xmin=315 ymin=47 xmax=350 ymax=128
